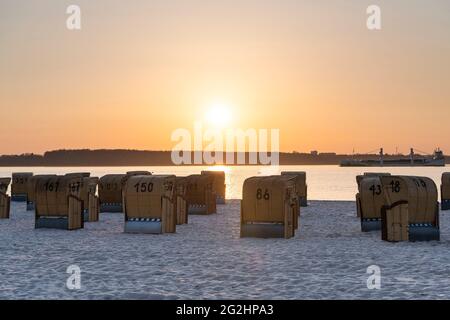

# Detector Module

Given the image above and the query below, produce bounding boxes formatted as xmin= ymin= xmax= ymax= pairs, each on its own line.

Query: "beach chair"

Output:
xmin=201 ymin=171 xmax=226 ymax=204
xmin=11 ymin=172 xmax=33 ymax=202
xmin=281 ymin=171 xmax=307 ymax=207
xmin=441 ymin=173 xmax=450 ymax=210
xmin=380 ymin=176 xmax=439 ymax=242
xmin=80 ymin=177 xmax=99 ymax=222
xmin=358 ymin=177 xmax=386 ymax=231
xmin=241 ymin=176 xmax=299 ymax=239
xmin=186 ymin=175 xmax=217 ymax=215
xmin=0 ymin=178 xmax=11 ymax=219
xmin=98 ymin=174 xmax=126 ymax=212
xmin=123 ymin=175 xmax=177 ymax=234
xmin=175 ymin=177 xmax=188 ymax=225
xmin=34 ymin=176 xmax=84 ymax=230
xmin=355 ymin=173 xmax=391 ymax=218
xmin=26 ymin=175 xmax=57 ymax=211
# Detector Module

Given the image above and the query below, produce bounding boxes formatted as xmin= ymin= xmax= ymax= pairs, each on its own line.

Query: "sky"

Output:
xmin=1 ymin=0 xmax=449 ymax=155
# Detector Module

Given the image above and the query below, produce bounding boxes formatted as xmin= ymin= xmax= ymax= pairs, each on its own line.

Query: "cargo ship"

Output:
xmin=340 ymin=148 xmax=445 ymax=167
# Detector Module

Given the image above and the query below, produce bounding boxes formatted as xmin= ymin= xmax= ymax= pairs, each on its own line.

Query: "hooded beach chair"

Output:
xmin=201 ymin=171 xmax=226 ymax=204
xmin=26 ymin=175 xmax=57 ymax=211
xmin=357 ymin=176 xmax=387 ymax=231
xmin=281 ymin=171 xmax=307 ymax=207
xmin=441 ymin=173 xmax=450 ymax=210
xmin=0 ymin=178 xmax=11 ymax=219
xmin=355 ymin=173 xmax=391 ymax=221
xmin=380 ymin=176 xmax=439 ymax=242
xmin=34 ymin=175 xmax=84 ymax=230
xmin=98 ymin=174 xmax=126 ymax=212
xmin=185 ymin=174 xmax=217 ymax=215
xmin=11 ymin=172 xmax=33 ymax=202
xmin=241 ymin=176 xmax=299 ymax=239
xmin=123 ymin=175 xmax=177 ymax=234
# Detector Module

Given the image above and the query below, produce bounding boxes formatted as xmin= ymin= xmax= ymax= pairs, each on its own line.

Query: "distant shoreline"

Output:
xmin=0 ymin=149 xmax=448 ymax=167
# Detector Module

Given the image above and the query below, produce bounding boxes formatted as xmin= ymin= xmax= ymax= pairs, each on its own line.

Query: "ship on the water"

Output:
xmin=340 ymin=148 xmax=445 ymax=167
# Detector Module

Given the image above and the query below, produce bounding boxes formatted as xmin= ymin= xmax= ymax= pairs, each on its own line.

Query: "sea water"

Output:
xmin=0 ymin=165 xmax=449 ymax=200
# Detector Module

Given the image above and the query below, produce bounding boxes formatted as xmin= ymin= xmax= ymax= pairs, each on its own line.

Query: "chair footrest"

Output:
xmin=124 ymin=220 xmax=162 ymax=234
xmin=100 ymin=203 xmax=123 ymax=213
xmin=188 ymin=205 xmax=215 ymax=215
xmin=299 ymin=196 xmax=308 ymax=207
xmin=409 ymin=225 xmax=440 ymax=241
xmin=442 ymin=200 xmax=450 ymax=211
xmin=361 ymin=218 xmax=381 ymax=232
xmin=35 ymin=217 xmax=69 ymax=230
xmin=241 ymin=223 xmax=285 ymax=238
xmin=11 ymin=194 xmax=27 ymax=202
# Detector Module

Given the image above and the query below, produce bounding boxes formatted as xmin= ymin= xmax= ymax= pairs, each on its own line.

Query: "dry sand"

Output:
xmin=1 ymin=200 xmax=450 ymax=299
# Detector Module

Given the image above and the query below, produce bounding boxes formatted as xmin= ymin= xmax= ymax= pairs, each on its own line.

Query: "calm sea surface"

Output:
xmin=1 ymin=165 xmax=449 ymax=201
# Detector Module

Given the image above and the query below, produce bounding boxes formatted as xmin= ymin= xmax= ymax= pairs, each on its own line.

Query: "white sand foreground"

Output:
xmin=1 ymin=200 xmax=450 ymax=299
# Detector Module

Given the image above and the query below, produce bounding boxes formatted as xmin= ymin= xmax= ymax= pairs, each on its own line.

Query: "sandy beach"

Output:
xmin=1 ymin=200 xmax=450 ymax=300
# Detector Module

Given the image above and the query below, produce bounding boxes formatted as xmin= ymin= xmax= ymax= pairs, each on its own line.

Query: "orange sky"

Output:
xmin=1 ymin=0 xmax=450 ymax=155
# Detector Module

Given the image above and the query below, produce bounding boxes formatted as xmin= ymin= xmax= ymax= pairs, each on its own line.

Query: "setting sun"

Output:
xmin=204 ymin=102 xmax=233 ymax=128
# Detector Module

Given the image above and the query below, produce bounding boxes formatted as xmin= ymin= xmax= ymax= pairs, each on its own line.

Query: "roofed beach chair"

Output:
xmin=358 ymin=176 xmax=386 ymax=231
xmin=380 ymin=176 xmax=439 ymax=242
xmin=281 ymin=171 xmax=307 ymax=207
xmin=34 ymin=175 xmax=84 ymax=230
xmin=98 ymin=174 xmax=126 ymax=212
xmin=26 ymin=175 xmax=57 ymax=211
xmin=186 ymin=174 xmax=217 ymax=215
xmin=201 ymin=171 xmax=226 ymax=204
xmin=441 ymin=173 xmax=450 ymax=210
xmin=11 ymin=172 xmax=33 ymax=202
xmin=241 ymin=176 xmax=299 ymax=239
xmin=355 ymin=173 xmax=391 ymax=218
xmin=123 ymin=175 xmax=177 ymax=234
xmin=0 ymin=178 xmax=11 ymax=219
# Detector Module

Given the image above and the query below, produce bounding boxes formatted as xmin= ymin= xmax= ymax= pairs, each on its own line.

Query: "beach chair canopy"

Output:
xmin=281 ymin=171 xmax=307 ymax=197
xmin=98 ymin=174 xmax=126 ymax=204
xmin=201 ymin=171 xmax=226 ymax=198
xmin=186 ymin=174 xmax=215 ymax=205
xmin=357 ymin=172 xmax=391 ymax=190
xmin=242 ymin=175 xmax=297 ymax=224
xmin=175 ymin=177 xmax=187 ymax=197
xmin=442 ymin=173 xmax=450 ymax=199
xmin=124 ymin=175 xmax=176 ymax=219
xmin=27 ymin=175 xmax=57 ymax=204
xmin=11 ymin=172 xmax=33 ymax=195
xmin=359 ymin=176 xmax=386 ymax=219
xmin=380 ymin=176 xmax=438 ymax=225
xmin=35 ymin=175 xmax=83 ymax=217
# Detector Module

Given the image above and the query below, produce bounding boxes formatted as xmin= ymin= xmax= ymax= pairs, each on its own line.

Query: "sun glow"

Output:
xmin=204 ymin=102 xmax=233 ymax=128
